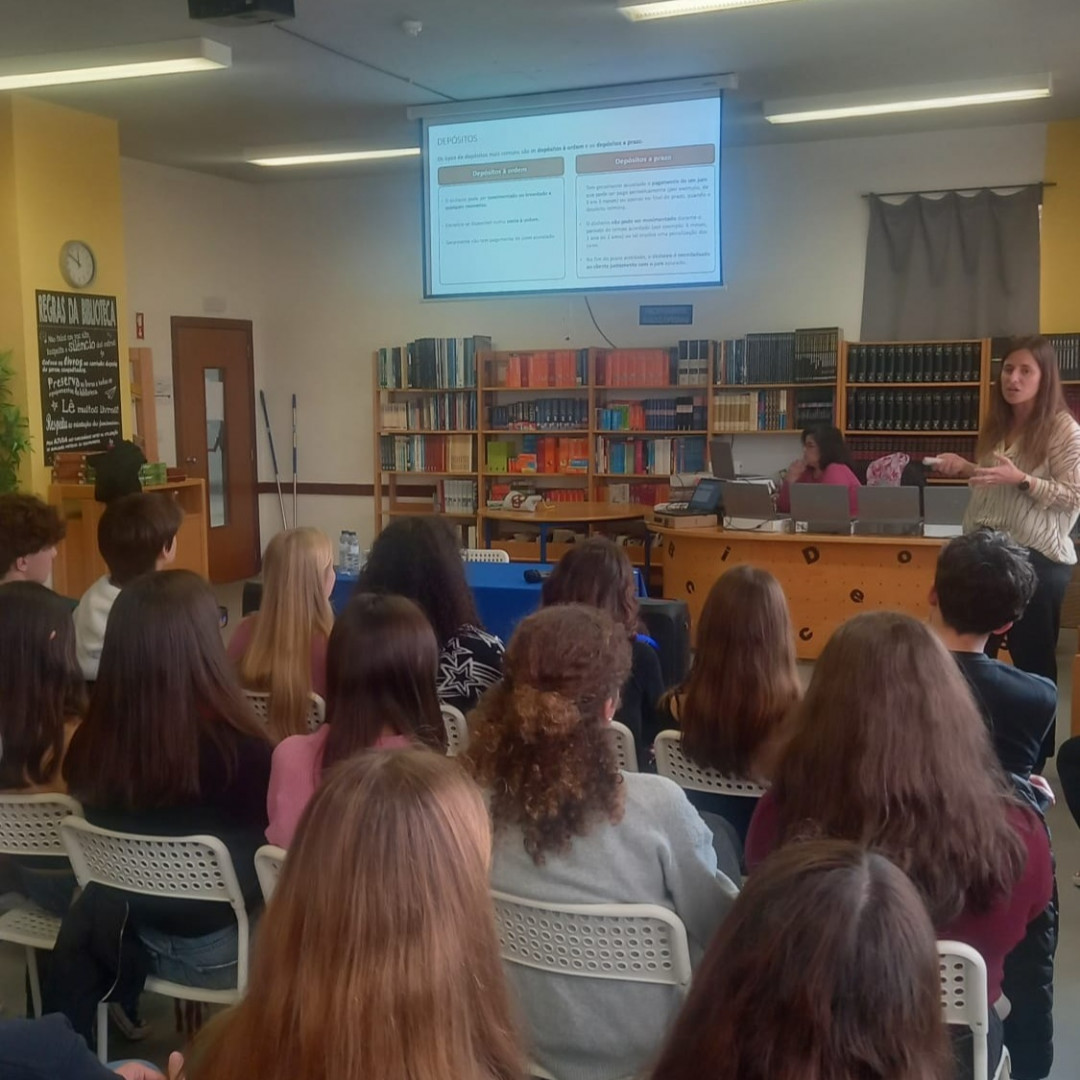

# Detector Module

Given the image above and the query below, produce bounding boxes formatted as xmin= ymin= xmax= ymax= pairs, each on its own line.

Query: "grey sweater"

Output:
xmin=490 ymin=772 xmax=738 ymax=1080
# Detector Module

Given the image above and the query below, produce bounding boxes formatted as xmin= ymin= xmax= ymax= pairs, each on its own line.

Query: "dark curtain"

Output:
xmin=860 ymin=187 xmax=1041 ymax=340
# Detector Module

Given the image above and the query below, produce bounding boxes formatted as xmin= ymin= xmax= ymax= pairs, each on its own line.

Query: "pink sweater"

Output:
xmin=776 ymin=462 xmax=861 ymax=514
xmin=266 ymin=725 xmax=411 ymax=847
xmin=227 ymin=615 xmax=329 ymax=699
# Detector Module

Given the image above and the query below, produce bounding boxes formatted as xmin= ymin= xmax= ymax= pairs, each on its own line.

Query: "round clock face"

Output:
xmin=60 ymin=241 xmax=96 ymax=289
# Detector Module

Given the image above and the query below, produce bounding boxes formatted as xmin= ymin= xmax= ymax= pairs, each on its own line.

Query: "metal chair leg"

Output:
xmin=24 ymin=947 xmax=42 ymax=1018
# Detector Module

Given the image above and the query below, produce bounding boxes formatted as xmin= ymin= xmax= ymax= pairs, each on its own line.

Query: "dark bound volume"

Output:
xmin=884 ymin=345 xmax=896 ymax=383
xmin=931 ymin=390 xmax=943 ymax=431
xmin=913 ymin=344 xmax=925 ymax=384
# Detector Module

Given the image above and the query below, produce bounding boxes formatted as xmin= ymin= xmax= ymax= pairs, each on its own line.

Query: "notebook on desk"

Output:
xmin=789 ymin=484 xmax=852 ymax=535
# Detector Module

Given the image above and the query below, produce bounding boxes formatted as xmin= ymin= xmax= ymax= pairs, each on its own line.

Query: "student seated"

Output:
xmin=72 ymin=492 xmax=182 ymax=680
xmin=746 ymin=611 xmax=1054 ymax=1079
xmin=228 ymin=527 xmax=335 ymax=740
xmin=469 ymin=604 xmax=737 ymax=1080
xmin=0 ymin=582 xmax=87 ymax=913
xmin=185 ymin=749 xmax=524 ymax=1080
xmin=929 ymin=528 xmax=1056 ymax=780
xmin=541 ymin=537 xmax=664 ymax=769
xmin=776 ymin=424 xmax=862 ymax=514
xmin=649 ymin=840 xmax=949 ymax=1080
xmin=64 ymin=571 xmax=271 ymax=990
xmin=0 ymin=493 xmax=66 ymax=585
xmin=358 ymin=515 xmax=504 ymax=713
xmin=658 ymin=565 xmax=801 ymax=848
xmin=265 ymin=592 xmax=445 ymax=847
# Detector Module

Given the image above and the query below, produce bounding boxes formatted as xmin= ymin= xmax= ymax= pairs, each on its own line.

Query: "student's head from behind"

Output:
xmin=0 ymin=494 xmax=66 ymax=584
xmin=469 ymin=604 xmax=632 ymax=864
xmin=801 ymin=425 xmax=852 ymax=471
xmin=357 ymin=515 xmax=479 ymax=646
xmin=670 ymin=565 xmax=800 ymax=778
xmin=323 ymin=592 xmax=446 ymax=766
xmin=931 ymin=528 xmax=1037 ymax=637
xmin=262 ymin=526 xmax=335 ymax=604
xmin=98 ymin=491 xmax=184 ymax=586
xmin=650 ymin=840 xmax=949 ymax=1080
xmin=63 ymin=569 xmax=264 ymax=811
xmin=0 ymin=582 xmax=86 ymax=789
xmin=186 ymin=749 xmax=524 ymax=1080
xmin=541 ymin=536 xmax=638 ymax=636
xmin=776 ymin=611 xmax=1025 ymax=925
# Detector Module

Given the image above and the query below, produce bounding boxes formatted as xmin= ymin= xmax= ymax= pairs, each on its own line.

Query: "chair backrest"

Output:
xmin=938 ymin=940 xmax=990 ymax=1080
xmin=653 ymin=730 xmax=767 ymax=798
xmin=607 ymin=720 xmax=638 ymax=773
xmin=254 ymin=844 xmax=286 ymax=903
xmin=441 ymin=704 xmax=469 ymax=756
xmin=492 ymin=890 xmax=692 ymax=991
xmin=462 ymin=548 xmax=510 ymax=563
xmin=244 ymin=690 xmax=326 ymax=733
xmin=0 ymin=793 xmax=83 ymax=858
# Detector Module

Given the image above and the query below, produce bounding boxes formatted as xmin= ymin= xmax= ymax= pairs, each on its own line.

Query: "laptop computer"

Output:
xmin=923 ymin=485 xmax=971 ymax=538
xmin=854 ymin=486 xmax=921 ymax=536
xmin=660 ymin=476 xmax=725 ymax=517
xmin=789 ymin=484 xmax=852 ymax=535
xmin=721 ymin=481 xmax=779 ymax=522
xmin=709 ymin=440 xmax=736 ymax=481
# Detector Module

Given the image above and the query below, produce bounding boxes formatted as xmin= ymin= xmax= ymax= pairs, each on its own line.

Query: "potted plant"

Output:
xmin=0 ymin=350 xmax=31 ymax=493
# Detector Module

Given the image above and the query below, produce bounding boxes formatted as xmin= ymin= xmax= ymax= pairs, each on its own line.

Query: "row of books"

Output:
xmin=437 ymin=480 xmax=478 ymax=514
xmin=596 ymin=396 xmax=707 ymax=432
xmin=599 ymin=481 xmax=670 ymax=506
xmin=594 ymin=348 xmax=680 ymax=388
xmin=845 ymin=389 xmax=979 ymax=432
xmin=379 ymin=434 xmax=475 ymax=473
xmin=1043 ymin=334 xmax=1080 ymax=381
xmin=488 ymin=483 xmax=587 ymax=504
xmin=380 ymin=394 xmax=477 ymax=432
xmin=595 ymin=436 xmax=707 ymax=476
xmin=847 ymin=341 xmax=981 ymax=384
xmin=713 ymin=328 xmax=841 ymax=386
xmin=846 ymin=436 xmax=976 ymax=464
xmin=488 ymin=398 xmax=588 ymax=430
xmin=712 ymin=389 xmax=799 ymax=432
xmin=377 ymin=336 xmax=491 ymax=389
xmin=673 ymin=340 xmax=713 ymax=386
xmin=486 ymin=350 xmax=588 ymax=389
xmin=793 ymin=388 xmax=836 ymax=429
xmin=486 ymin=437 xmax=590 ymax=475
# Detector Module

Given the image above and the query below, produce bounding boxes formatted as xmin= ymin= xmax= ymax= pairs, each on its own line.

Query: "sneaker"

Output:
xmin=108 ymin=1002 xmax=150 ymax=1041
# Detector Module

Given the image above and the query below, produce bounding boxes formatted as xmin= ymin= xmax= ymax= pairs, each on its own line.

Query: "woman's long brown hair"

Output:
xmin=469 ymin=604 xmax=631 ymax=863
xmin=63 ymin=570 xmax=266 ymax=810
xmin=773 ymin=611 xmax=1025 ymax=925
xmin=977 ymin=335 xmax=1069 ymax=469
xmin=662 ymin=566 xmax=800 ymax=778
xmin=650 ymin=840 xmax=949 ymax=1080
xmin=541 ymin=536 xmax=640 ymax=635
xmin=186 ymin=749 xmax=524 ymax=1080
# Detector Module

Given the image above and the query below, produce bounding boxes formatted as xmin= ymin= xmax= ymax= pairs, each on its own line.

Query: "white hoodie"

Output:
xmin=73 ymin=575 xmax=121 ymax=681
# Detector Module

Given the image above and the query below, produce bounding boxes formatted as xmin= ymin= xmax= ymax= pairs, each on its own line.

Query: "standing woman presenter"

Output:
xmin=935 ymin=336 xmax=1080 ymax=761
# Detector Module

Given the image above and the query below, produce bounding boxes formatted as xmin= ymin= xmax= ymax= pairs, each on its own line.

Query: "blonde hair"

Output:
xmin=237 ymin=528 xmax=334 ymax=739
xmin=186 ymin=749 xmax=525 ymax=1080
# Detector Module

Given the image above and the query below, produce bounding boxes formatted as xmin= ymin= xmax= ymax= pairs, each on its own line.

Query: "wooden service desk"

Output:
xmin=49 ymin=478 xmax=210 ymax=598
xmin=482 ymin=502 xmax=651 ymax=564
xmin=653 ymin=525 xmax=946 ymax=660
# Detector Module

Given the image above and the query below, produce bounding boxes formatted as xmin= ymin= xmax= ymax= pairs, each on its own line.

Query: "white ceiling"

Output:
xmin=2 ymin=0 xmax=1079 ymax=181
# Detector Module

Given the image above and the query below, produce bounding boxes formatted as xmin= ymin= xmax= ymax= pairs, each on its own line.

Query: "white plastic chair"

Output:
xmin=0 ymin=793 xmax=83 ymax=1016
xmin=254 ymin=844 xmax=286 ymax=903
xmin=60 ymin=817 xmax=251 ymax=1063
xmin=938 ymin=940 xmax=1010 ymax=1080
xmin=653 ymin=730 xmax=767 ymax=798
xmin=244 ymin=690 xmax=326 ymax=733
xmin=607 ymin=720 xmax=638 ymax=773
xmin=441 ymin=704 xmax=469 ymax=756
xmin=462 ymin=548 xmax=510 ymax=563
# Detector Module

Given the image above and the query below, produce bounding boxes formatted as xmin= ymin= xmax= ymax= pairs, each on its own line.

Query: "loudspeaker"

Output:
xmin=188 ymin=0 xmax=294 ymax=25
xmin=639 ymin=597 xmax=691 ymax=690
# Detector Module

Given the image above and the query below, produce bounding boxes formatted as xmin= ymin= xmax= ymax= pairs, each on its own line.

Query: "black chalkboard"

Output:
xmin=36 ymin=290 xmax=122 ymax=463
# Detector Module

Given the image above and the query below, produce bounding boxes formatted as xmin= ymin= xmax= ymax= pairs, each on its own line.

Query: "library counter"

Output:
xmin=652 ymin=524 xmax=946 ymax=659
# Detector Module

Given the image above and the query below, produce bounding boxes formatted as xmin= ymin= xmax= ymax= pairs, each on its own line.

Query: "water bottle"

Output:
xmin=348 ymin=531 xmax=361 ymax=575
xmin=338 ymin=530 xmax=350 ymax=573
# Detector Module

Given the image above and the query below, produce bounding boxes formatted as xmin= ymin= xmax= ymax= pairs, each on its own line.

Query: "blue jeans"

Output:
xmin=138 ymin=923 xmax=240 ymax=990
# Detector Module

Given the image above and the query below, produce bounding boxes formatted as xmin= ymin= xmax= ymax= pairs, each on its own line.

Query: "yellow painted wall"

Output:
xmin=1041 ymin=120 xmax=1080 ymax=334
xmin=0 ymin=95 xmax=130 ymax=494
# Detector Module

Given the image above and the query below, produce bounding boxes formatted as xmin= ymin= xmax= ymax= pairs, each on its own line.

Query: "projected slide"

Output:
xmin=423 ymin=96 xmax=722 ymax=297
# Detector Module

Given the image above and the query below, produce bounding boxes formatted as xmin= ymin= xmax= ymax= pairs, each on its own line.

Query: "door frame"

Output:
xmin=171 ymin=316 xmax=261 ymax=579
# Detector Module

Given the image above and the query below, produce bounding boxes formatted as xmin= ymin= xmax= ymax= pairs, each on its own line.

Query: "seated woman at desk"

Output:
xmin=776 ymin=425 xmax=861 ymax=514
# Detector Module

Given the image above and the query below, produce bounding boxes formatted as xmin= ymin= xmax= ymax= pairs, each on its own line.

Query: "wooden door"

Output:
xmin=172 ymin=317 xmax=260 ymax=583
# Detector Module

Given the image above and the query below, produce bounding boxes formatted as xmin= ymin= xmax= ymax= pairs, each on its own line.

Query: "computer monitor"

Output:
xmin=687 ymin=476 xmax=725 ymax=513
xmin=923 ymin=486 xmax=971 ymax=537
xmin=709 ymin=440 xmax=736 ymax=480
xmin=854 ymin=486 xmax=921 ymax=536
xmin=720 ymin=481 xmax=777 ymax=521
xmin=789 ymin=484 xmax=852 ymax=534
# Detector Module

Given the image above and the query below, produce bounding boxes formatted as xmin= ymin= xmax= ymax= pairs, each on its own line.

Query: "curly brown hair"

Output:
xmin=468 ymin=604 xmax=632 ymax=864
xmin=0 ymin=494 xmax=66 ymax=578
xmin=540 ymin=537 xmax=639 ymax=635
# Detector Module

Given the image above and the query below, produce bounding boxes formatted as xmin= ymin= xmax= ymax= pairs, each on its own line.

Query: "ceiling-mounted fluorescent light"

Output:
xmin=249 ymin=147 xmax=421 ymax=167
xmin=620 ymin=0 xmax=800 ymax=21
xmin=764 ymin=74 xmax=1052 ymax=124
xmin=0 ymin=38 xmax=230 ymax=91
